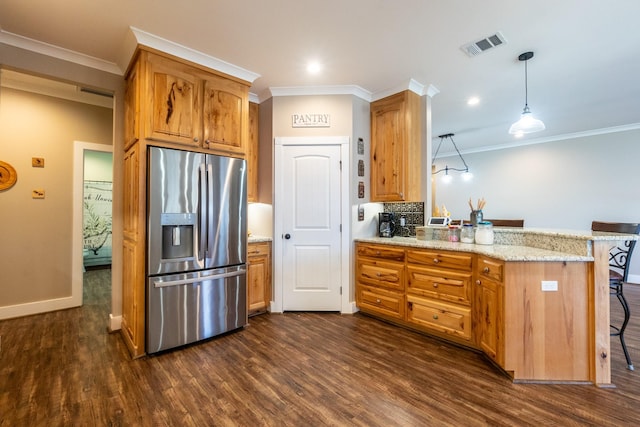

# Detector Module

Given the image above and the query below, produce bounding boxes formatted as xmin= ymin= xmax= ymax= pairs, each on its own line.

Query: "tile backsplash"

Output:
xmin=383 ymin=202 xmax=425 ymax=237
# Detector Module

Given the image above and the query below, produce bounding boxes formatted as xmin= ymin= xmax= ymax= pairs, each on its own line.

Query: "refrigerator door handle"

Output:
xmin=198 ymin=163 xmax=207 ymax=261
xmin=153 ymin=269 xmax=246 ymax=288
xmin=206 ymin=162 xmax=215 ymax=264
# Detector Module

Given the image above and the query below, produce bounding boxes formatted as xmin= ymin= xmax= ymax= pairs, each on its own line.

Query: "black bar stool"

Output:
xmin=592 ymin=221 xmax=640 ymax=371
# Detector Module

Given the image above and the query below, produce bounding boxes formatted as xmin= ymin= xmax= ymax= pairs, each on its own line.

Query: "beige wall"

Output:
xmin=0 ymin=87 xmax=112 ymax=307
xmin=1 ymin=42 xmax=125 ymax=325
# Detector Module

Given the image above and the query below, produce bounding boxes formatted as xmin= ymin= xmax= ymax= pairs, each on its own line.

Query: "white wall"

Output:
xmin=433 ymin=128 xmax=640 ymax=280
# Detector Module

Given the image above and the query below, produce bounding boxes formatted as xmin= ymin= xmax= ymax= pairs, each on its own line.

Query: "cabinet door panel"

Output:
xmin=407 ymin=294 xmax=472 ymax=341
xmin=146 ymin=54 xmax=201 ymax=146
xmin=407 ymin=266 xmax=471 ymax=305
xmin=203 ymin=77 xmax=247 ymax=155
xmin=357 ymin=259 xmax=405 ymax=291
xmin=475 ymin=278 xmax=503 ymax=364
xmin=407 ymin=249 xmax=473 ymax=271
xmin=371 ymin=100 xmax=405 ymax=201
xmin=357 ymin=284 xmax=405 ymax=319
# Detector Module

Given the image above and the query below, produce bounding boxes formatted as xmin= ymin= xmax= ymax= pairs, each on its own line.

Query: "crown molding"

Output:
xmin=0 ymin=29 xmax=122 ymax=75
xmin=267 ymin=85 xmax=372 ymax=102
xmin=127 ymin=27 xmax=260 ymax=84
xmin=434 ymin=123 xmax=640 ymax=158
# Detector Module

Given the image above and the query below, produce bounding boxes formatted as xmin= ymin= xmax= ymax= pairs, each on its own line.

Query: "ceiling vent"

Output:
xmin=461 ymin=32 xmax=507 ymax=57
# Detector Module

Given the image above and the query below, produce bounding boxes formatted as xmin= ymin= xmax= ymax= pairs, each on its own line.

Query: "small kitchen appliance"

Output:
xmin=378 ymin=212 xmax=396 ymax=238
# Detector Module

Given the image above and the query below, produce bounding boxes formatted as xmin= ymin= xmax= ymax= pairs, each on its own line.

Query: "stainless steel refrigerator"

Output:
xmin=146 ymin=146 xmax=247 ymax=353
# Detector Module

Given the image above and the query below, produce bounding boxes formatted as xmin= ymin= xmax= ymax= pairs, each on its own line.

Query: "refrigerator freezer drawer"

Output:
xmin=146 ymin=266 xmax=247 ymax=353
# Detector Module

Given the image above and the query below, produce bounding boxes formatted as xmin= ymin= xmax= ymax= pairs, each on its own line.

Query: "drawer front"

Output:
xmin=406 ymin=266 xmax=471 ymax=305
xmin=407 ymin=249 xmax=472 ymax=271
xmin=477 ymin=256 xmax=504 ymax=282
xmin=357 ymin=243 xmax=405 ymax=262
xmin=248 ymin=242 xmax=270 ymax=257
xmin=357 ymin=284 xmax=405 ymax=320
xmin=406 ymin=295 xmax=472 ymax=341
xmin=357 ymin=259 xmax=405 ymax=291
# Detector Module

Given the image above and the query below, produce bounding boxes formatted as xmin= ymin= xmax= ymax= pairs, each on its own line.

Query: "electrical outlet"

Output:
xmin=541 ymin=280 xmax=558 ymax=291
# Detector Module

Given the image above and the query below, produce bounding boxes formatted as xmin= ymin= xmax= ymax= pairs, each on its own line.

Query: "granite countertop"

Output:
xmin=248 ymin=235 xmax=272 ymax=243
xmin=355 ymin=236 xmax=593 ymax=262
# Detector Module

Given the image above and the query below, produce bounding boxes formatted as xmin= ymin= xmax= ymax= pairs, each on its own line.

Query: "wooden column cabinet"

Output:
xmin=247 ymin=241 xmax=271 ymax=316
xmin=474 ymin=256 xmax=505 ymax=366
xmin=370 ymin=90 xmax=422 ymax=202
xmin=247 ymin=102 xmax=259 ymax=202
xmin=121 ymin=47 xmax=251 ymax=358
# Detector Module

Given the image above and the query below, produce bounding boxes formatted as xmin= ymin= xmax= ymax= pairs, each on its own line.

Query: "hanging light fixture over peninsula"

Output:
xmin=433 ymin=133 xmax=472 ymax=183
xmin=509 ymin=51 xmax=545 ymax=136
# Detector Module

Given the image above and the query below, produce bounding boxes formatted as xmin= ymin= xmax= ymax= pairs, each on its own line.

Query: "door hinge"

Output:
xmin=340 ymin=286 xmax=342 ymax=295
xmin=339 ymin=160 xmax=342 ymax=170
xmin=339 ymin=224 xmax=342 ymax=232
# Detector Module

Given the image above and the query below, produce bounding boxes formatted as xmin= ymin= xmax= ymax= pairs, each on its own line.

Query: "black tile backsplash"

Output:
xmin=383 ymin=202 xmax=425 ymax=237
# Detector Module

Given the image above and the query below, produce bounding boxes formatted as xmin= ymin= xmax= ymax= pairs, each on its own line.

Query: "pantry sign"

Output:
xmin=291 ymin=113 xmax=331 ymax=128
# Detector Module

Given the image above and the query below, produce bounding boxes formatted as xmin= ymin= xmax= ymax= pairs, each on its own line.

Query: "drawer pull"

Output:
xmin=433 ymin=258 xmax=440 ymax=264
xmin=433 ymin=314 xmax=439 ymax=320
xmin=433 ymin=283 xmax=439 ymax=288
xmin=376 ymin=299 xmax=381 ymax=303
xmin=376 ymin=250 xmax=381 ymax=255
xmin=376 ymin=272 xmax=381 ymax=277
xmin=483 ymin=267 xmax=490 ymax=273
xmin=476 ymin=280 xmax=481 ymax=285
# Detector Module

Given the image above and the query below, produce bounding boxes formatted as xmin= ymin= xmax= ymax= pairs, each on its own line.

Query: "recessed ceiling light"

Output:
xmin=467 ymin=97 xmax=480 ymax=106
xmin=307 ymin=61 xmax=322 ymax=74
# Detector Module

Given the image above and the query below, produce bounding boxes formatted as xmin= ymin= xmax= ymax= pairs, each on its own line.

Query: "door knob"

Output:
xmin=284 ymin=233 xmax=291 ymax=239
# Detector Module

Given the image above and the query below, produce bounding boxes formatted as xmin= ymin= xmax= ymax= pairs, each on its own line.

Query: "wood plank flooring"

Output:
xmin=1 ymin=269 xmax=639 ymax=426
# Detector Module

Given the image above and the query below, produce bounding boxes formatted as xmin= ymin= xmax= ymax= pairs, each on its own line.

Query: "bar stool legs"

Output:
xmin=611 ymin=281 xmax=634 ymax=371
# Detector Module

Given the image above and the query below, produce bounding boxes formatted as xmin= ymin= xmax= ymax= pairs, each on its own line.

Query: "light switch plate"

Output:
xmin=541 ymin=280 xmax=558 ymax=291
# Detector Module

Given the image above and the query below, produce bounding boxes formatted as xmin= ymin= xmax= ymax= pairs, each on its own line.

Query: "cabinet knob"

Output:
xmin=483 ymin=267 xmax=490 ymax=273
xmin=433 ymin=283 xmax=439 ymax=288
xmin=376 ymin=272 xmax=381 ymax=277
xmin=376 ymin=251 xmax=381 ymax=255
xmin=476 ymin=279 xmax=481 ymax=285
xmin=433 ymin=314 xmax=439 ymax=320
xmin=433 ymin=258 xmax=439 ymax=264
xmin=193 ymin=137 xmax=199 ymax=142
xmin=376 ymin=299 xmax=381 ymax=304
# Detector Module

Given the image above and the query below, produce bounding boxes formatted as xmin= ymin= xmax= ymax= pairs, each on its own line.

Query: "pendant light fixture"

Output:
xmin=509 ymin=51 xmax=545 ymax=135
xmin=433 ymin=133 xmax=472 ymax=183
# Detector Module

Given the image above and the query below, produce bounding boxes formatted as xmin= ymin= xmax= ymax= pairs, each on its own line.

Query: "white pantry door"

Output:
xmin=280 ymin=144 xmax=342 ymax=311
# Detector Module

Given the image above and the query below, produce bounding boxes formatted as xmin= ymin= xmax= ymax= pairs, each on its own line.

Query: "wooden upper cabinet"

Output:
xmin=370 ymin=90 xmax=422 ymax=202
xmin=145 ymin=52 xmax=201 ymax=147
xmin=133 ymin=49 xmax=250 ymax=156
xmin=247 ymin=102 xmax=259 ymax=202
xmin=202 ymin=76 xmax=247 ymax=155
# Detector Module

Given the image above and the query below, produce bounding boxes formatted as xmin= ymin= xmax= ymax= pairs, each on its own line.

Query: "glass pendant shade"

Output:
xmin=509 ymin=106 xmax=545 ymax=135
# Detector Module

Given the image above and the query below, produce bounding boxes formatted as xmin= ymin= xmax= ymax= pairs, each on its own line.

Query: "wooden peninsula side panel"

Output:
xmin=503 ymin=261 xmax=590 ymax=382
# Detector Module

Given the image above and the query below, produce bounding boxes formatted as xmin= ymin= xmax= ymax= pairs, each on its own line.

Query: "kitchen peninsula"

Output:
xmin=355 ymin=227 xmax=637 ymax=387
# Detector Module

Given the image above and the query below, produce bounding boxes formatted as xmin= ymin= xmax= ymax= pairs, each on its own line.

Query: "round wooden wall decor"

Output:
xmin=0 ymin=160 xmax=18 ymax=191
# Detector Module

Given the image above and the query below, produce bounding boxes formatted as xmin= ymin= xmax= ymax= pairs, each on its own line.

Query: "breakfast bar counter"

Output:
xmin=354 ymin=228 xmax=637 ymax=387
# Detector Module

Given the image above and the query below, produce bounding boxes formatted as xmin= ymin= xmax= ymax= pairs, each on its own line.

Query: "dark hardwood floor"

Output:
xmin=1 ymin=270 xmax=639 ymax=426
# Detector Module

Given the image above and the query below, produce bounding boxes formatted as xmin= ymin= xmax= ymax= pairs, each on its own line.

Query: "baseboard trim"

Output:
xmin=109 ymin=314 xmax=122 ymax=332
xmin=0 ymin=296 xmax=78 ymax=320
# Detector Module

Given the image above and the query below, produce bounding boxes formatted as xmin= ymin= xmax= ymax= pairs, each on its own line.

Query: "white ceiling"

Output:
xmin=1 ymin=0 xmax=639 ymax=154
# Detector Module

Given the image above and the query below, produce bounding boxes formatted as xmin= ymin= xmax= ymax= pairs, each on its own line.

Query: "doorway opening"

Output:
xmin=73 ymin=142 xmax=114 ymax=306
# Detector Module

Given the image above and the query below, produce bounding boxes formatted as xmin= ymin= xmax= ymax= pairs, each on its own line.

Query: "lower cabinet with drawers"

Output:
xmin=355 ymin=242 xmax=504 ymax=363
xmin=355 ymin=240 xmax=599 ymax=384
